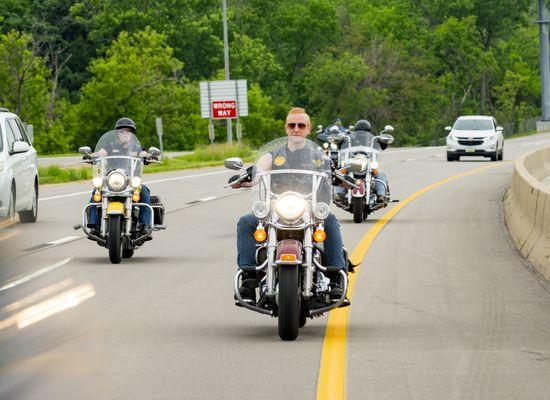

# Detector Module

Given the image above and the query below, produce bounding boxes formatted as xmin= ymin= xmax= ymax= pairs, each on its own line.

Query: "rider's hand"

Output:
xmin=228 ymin=175 xmax=242 ymax=189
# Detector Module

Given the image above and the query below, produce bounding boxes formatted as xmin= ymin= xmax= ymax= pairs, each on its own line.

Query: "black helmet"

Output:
xmin=354 ymin=119 xmax=372 ymax=132
xmin=115 ymin=117 xmax=136 ymax=133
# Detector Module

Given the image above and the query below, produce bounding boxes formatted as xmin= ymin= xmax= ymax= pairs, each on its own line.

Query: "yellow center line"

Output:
xmin=0 ymin=229 xmax=19 ymax=242
xmin=316 ymin=162 xmax=511 ymax=400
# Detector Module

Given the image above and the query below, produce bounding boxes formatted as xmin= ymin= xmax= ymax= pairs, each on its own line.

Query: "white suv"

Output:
xmin=0 ymin=108 xmax=38 ymax=222
xmin=445 ymin=115 xmax=504 ymax=162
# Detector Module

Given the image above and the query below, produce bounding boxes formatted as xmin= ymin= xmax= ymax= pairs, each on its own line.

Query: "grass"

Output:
xmin=39 ymin=143 xmax=255 ymax=185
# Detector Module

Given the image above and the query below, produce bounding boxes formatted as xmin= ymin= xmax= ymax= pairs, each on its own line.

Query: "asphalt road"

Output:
xmin=1 ymin=134 xmax=550 ymax=399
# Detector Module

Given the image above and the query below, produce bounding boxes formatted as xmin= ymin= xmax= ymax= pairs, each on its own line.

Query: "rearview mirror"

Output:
xmin=316 ymin=125 xmax=323 ymax=133
xmin=445 ymin=126 xmax=452 ymax=131
xmin=224 ymin=157 xmax=244 ymax=170
xmin=380 ymin=125 xmax=394 ymax=134
xmin=148 ymin=146 xmax=161 ymax=157
xmin=12 ymin=141 xmax=30 ymax=154
xmin=496 ymin=126 xmax=503 ymax=131
xmin=79 ymin=146 xmax=91 ymax=155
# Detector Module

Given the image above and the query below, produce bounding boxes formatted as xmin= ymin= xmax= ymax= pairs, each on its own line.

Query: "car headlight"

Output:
xmin=107 ymin=171 xmax=127 ymax=191
xmin=485 ymin=136 xmax=496 ymax=142
xmin=252 ymin=201 xmax=269 ymax=218
xmin=313 ymin=202 xmax=330 ymax=220
xmin=275 ymin=192 xmax=306 ymax=221
xmin=131 ymin=176 xmax=142 ymax=188
xmin=92 ymin=176 xmax=103 ymax=188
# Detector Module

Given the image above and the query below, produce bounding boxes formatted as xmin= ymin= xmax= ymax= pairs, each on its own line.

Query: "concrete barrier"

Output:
xmin=504 ymin=147 xmax=550 ymax=281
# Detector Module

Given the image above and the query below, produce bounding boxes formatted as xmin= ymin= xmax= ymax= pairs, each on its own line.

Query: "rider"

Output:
xmin=232 ymin=107 xmax=348 ymax=301
xmin=339 ymin=119 xmax=389 ymax=203
xmin=87 ymin=118 xmax=153 ymax=236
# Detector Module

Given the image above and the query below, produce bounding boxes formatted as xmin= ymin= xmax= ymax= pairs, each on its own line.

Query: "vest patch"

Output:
xmin=274 ymin=155 xmax=286 ymax=167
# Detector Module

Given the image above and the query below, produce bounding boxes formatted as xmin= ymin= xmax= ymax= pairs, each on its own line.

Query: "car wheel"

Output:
xmin=6 ymin=185 xmax=16 ymax=224
xmin=490 ymin=150 xmax=498 ymax=162
xmin=498 ymin=147 xmax=503 ymax=161
xmin=19 ymin=182 xmax=38 ymax=223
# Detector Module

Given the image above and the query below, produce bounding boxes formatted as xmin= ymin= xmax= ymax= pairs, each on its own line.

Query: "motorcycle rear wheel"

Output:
xmin=278 ymin=266 xmax=300 ymax=341
xmin=108 ymin=215 xmax=123 ymax=264
xmin=352 ymin=197 xmax=365 ymax=223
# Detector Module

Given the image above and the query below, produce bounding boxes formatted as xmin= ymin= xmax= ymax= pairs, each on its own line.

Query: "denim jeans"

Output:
xmin=237 ymin=213 xmax=346 ymax=269
xmin=89 ymin=185 xmax=152 ymax=226
xmin=335 ymin=170 xmax=388 ymax=197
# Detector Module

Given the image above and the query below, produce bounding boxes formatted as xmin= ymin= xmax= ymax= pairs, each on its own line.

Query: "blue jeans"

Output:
xmin=237 ymin=213 xmax=346 ymax=269
xmin=335 ymin=170 xmax=388 ymax=197
xmin=89 ymin=185 xmax=152 ymax=227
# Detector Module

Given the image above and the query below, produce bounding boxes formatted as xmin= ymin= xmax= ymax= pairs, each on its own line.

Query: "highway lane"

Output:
xmin=1 ymin=133 xmax=550 ymax=399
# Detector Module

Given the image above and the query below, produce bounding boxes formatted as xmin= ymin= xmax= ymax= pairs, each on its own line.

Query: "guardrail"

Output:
xmin=504 ymin=147 xmax=550 ymax=281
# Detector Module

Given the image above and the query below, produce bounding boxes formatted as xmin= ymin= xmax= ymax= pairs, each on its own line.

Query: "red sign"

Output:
xmin=211 ymin=100 xmax=237 ymax=119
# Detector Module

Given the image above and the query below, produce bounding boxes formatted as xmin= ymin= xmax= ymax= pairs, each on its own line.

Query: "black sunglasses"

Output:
xmin=286 ymin=122 xmax=308 ymax=129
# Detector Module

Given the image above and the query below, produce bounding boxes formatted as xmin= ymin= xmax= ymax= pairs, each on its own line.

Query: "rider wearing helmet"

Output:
xmin=88 ymin=118 xmax=153 ymax=236
xmin=340 ymin=119 xmax=389 ymax=202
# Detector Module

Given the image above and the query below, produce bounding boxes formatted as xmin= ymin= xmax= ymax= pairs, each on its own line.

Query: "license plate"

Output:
xmin=466 ymin=148 xmax=475 ymax=153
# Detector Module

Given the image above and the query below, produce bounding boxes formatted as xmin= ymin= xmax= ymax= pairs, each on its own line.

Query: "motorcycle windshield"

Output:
xmin=93 ymin=130 xmax=143 ymax=179
xmin=252 ymin=137 xmax=332 ymax=217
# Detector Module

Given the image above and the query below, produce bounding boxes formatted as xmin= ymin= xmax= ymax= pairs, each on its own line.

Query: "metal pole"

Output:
xmin=222 ymin=0 xmax=232 ymax=143
xmin=538 ymin=0 xmax=550 ymax=121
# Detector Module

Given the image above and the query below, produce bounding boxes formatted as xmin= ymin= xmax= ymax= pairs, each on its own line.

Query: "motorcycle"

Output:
xmin=74 ymin=130 xmax=166 ymax=263
xmin=333 ymin=125 xmax=396 ymax=223
xmin=226 ymin=137 xmax=350 ymax=341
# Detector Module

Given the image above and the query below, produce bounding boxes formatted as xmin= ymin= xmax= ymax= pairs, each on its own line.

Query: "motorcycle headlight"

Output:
xmin=275 ymin=192 xmax=306 ymax=221
xmin=313 ymin=202 xmax=330 ymax=220
xmin=323 ymin=142 xmax=329 ymax=149
xmin=252 ymin=201 xmax=269 ymax=218
xmin=92 ymin=176 xmax=103 ymax=188
xmin=107 ymin=171 xmax=127 ymax=191
xmin=330 ymin=143 xmax=338 ymax=150
xmin=131 ymin=176 xmax=142 ymax=188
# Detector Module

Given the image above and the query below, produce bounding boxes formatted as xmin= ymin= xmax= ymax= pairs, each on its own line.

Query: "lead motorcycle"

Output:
xmin=74 ymin=130 xmax=166 ymax=263
xmin=333 ymin=125 xmax=396 ymax=223
xmin=226 ymin=137 xmax=350 ymax=341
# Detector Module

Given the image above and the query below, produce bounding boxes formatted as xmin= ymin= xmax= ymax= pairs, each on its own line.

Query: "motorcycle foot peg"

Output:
xmin=73 ymin=223 xmax=82 ymax=230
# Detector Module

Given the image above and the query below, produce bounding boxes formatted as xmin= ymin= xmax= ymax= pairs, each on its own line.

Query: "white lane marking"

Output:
xmin=0 ymin=258 xmax=72 ymax=293
xmin=199 ymin=196 xmax=217 ymax=202
xmin=404 ymin=158 xmax=415 ymax=162
xmin=39 ymin=170 xmax=228 ymax=202
xmin=47 ymin=236 xmax=80 ymax=246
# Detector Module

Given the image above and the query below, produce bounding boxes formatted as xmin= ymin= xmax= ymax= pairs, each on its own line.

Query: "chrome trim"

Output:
xmin=303 ymin=226 xmax=313 ymax=298
xmin=309 ymin=269 xmax=349 ymax=316
xmin=266 ymin=226 xmax=277 ymax=296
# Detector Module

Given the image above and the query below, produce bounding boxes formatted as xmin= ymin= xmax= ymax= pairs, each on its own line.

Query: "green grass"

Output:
xmin=39 ymin=143 xmax=255 ymax=185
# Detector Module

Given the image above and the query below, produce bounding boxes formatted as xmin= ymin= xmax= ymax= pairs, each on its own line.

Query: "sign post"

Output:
xmin=155 ymin=117 xmax=164 ymax=159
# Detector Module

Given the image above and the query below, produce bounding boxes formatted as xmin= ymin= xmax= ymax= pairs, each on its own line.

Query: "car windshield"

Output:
xmin=454 ymin=119 xmax=494 ymax=130
xmin=252 ymin=136 xmax=332 ymax=209
xmin=93 ymin=129 xmax=143 ymax=178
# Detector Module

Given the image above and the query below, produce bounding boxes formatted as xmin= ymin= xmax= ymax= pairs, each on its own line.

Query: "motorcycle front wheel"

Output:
xmin=352 ymin=197 xmax=365 ymax=223
xmin=108 ymin=215 xmax=123 ymax=264
xmin=278 ymin=266 xmax=300 ymax=341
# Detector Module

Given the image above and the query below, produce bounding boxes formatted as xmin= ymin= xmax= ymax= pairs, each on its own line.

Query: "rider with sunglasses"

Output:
xmin=233 ymin=107 xmax=348 ymax=302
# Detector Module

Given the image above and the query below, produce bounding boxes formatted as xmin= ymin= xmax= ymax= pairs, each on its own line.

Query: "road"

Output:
xmin=1 ymin=134 xmax=550 ymax=399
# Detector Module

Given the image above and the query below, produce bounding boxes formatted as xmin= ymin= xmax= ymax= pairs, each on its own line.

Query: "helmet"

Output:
xmin=114 ymin=117 xmax=136 ymax=133
xmin=354 ymin=119 xmax=372 ymax=132
xmin=329 ymin=125 xmax=340 ymax=134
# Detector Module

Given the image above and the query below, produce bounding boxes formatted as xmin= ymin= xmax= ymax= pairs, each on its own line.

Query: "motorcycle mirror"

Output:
xmin=224 ymin=157 xmax=244 ymax=170
xmin=148 ymin=146 xmax=161 ymax=157
xmin=79 ymin=146 xmax=91 ymax=155
xmin=348 ymin=125 xmax=355 ymax=131
xmin=317 ymin=125 xmax=323 ymax=132
xmin=380 ymin=125 xmax=394 ymax=134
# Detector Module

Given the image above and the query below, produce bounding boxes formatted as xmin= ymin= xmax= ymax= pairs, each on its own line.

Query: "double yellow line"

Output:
xmin=316 ymin=163 xmax=510 ymax=400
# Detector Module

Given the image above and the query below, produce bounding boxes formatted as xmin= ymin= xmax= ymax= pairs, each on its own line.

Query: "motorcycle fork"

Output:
xmin=266 ymin=226 xmax=277 ymax=297
xmin=365 ymin=173 xmax=372 ymax=204
xmin=125 ymin=198 xmax=132 ymax=236
xmin=303 ymin=226 xmax=313 ymax=298
xmin=100 ymin=197 xmax=108 ymax=236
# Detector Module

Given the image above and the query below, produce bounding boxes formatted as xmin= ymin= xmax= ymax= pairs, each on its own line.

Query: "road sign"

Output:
xmin=211 ymin=100 xmax=237 ymax=119
xmin=200 ymin=80 xmax=248 ymax=118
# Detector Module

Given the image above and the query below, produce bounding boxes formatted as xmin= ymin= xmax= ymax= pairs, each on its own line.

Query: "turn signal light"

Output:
xmin=92 ymin=191 xmax=102 ymax=202
xmin=313 ymin=228 xmax=326 ymax=242
xmin=254 ymin=228 xmax=267 ymax=242
xmin=373 ymin=169 xmax=379 ymax=175
xmin=280 ymin=254 xmax=297 ymax=262
xmin=132 ymin=192 xmax=141 ymax=202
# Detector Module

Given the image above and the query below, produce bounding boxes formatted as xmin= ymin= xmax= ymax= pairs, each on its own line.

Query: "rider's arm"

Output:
xmin=92 ymin=148 xmax=108 ymax=157
xmin=231 ymin=154 xmax=272 ymax=189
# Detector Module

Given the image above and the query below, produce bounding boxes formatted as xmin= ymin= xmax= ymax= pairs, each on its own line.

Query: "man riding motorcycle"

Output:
xmin=337 ymin=119 xmax=390 ymax=203
xmin=232 ymin=108 xmax=347 ymax=302
xmin=88 ymin=118 xmax=153 ymax=236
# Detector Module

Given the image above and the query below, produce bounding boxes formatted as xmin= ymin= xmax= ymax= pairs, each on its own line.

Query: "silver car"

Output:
xmin=0 ymin=108 xmax=38 ymax=222
xmin=445 ymin=115 xmax=504 ymax=162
